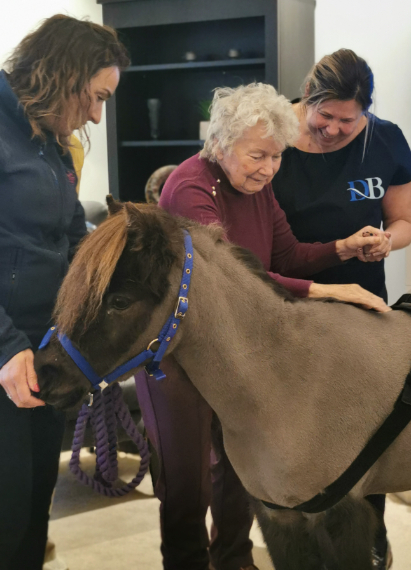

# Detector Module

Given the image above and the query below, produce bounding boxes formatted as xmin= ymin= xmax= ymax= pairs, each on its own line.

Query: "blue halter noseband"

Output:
xmin=39 ymin=230 xmax=194 ymax=390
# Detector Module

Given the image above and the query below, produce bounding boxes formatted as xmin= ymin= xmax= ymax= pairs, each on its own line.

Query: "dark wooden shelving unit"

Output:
xmin=98 ymin=0 xmax=315 ymax=202
xmin=121 ymin=141 xmax=203 ymax=147
xmin=127 ymin=58 xmax=266 ymax=73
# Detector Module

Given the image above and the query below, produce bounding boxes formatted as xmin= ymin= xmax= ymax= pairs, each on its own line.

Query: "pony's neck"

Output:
xmin=169 ymin=228 xmax=411 ymax=504
xmin=173 ymin=234 xmax=288 ymax=414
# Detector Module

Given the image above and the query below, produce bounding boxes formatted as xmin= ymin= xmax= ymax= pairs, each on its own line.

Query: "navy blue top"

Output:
xmin=272 ymin=116 xmax=411 ymax=300
xmin=0 ymin=70 xmax=87 ymax=367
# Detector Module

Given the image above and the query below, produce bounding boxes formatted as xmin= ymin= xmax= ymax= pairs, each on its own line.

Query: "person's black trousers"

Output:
xmin=0 ymin=389 xmax=65 ymax=570
xmin=367 ymin=494 xmax=387 ymax=557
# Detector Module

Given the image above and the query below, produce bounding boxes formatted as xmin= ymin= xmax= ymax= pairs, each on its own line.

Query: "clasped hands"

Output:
xmin=336 ymin=226 xmax=392 ymax=263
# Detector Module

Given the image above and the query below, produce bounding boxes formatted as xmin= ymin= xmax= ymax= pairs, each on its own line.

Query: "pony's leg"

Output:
xmin=252 ymin=499 xmax=322 ymax=570
xmin=316 ymin=496 xmax=377 ymax=570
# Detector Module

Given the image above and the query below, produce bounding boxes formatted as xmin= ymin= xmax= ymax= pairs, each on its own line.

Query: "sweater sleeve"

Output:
xmin=270 ymin=196 xmax=341 ymax=278
xmin=161 ymin=180 xmax=318 ymax=296
xmin=267 ymin=272 xmax=312 ymax=297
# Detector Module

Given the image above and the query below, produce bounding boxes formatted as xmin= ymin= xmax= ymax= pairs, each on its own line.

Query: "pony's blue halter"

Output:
xmin=39 ymin=231 xmax=194 ymax=390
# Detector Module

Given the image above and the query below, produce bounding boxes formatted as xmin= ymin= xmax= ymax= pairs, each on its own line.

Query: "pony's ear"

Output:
xmin=106 ymin=195 xmax=123 ymax=216
xmin=125 ymin=202 xmax=144 ymax=227
xmin=124 ymin=204 xmax=178 ymax=301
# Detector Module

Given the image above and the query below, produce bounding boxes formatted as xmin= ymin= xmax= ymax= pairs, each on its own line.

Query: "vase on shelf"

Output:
xmin=147 ymin=98 xmax=161 ymax=139
xmin=199 ymin=121 xmax=210 ymax=141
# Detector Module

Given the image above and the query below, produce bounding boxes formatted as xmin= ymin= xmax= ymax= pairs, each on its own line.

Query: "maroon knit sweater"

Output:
xmin=159 ymin=154 xmax=341 ymax=297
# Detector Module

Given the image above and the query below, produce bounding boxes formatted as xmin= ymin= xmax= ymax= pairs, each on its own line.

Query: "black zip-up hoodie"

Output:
xmin=0 ymin=70 xmax=87 ymax=367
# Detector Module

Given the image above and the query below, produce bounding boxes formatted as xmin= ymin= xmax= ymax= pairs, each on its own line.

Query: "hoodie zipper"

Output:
xmin=39 ymin=145 xmax=58 ymax=186
xmin=39 ymin=144 xmax=65 ymax=269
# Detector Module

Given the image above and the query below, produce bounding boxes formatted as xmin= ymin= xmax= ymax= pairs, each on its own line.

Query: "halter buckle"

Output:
xmin=174 ymin=296 xmax=188 ymax=319
xmin=146 ymin=338 xmax=160 ymax=352
xmin=144 ymin=365 xmax=166 ymax=381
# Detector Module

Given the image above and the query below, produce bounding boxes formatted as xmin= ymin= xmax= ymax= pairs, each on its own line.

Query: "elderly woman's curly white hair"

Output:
xmin=200 ymin=83 xmax=299 ymax=161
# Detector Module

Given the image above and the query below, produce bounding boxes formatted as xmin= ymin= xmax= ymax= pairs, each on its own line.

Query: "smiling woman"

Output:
xmin=304 ymin=98 xmax=366 ymax=150
xmin=272 ymin=48 xmax=411 ymax=569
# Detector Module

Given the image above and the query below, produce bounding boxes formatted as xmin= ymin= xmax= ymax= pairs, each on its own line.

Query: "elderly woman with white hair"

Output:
xmin=134 ymin=82 xmax=389 ymax=570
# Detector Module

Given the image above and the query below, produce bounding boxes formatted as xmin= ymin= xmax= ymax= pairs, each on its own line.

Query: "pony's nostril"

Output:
xmin=31 ymin=391 xmax=44 ymax=400
xmin=37 ymin=364 xmax=60 ymax=390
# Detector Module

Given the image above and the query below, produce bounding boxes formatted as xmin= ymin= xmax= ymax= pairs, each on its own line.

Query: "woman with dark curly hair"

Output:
xmin=0 ymin=15 xmax=129 ymax=570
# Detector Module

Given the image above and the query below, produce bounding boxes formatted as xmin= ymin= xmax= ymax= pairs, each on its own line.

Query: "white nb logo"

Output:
xmin=347 ymin=177 xmax=385 ymax=201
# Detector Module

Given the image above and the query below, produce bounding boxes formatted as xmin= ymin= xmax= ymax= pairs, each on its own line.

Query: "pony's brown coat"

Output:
xmin=36 ymin=202 xmax=411 ymax=569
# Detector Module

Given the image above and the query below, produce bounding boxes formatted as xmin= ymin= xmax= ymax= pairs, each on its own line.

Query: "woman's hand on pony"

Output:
xmin=335 ymin=226 xmax=391 ymax=262
xmin=0 ymin=349 xmax=45 ymax=407
xmin=308 ymin=283 xmax=390 ymax=313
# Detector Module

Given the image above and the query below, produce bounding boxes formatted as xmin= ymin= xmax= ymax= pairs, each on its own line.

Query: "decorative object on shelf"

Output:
xmin=121 ymin=141 xmax=203 ymax=147
xmin=145 ymin=165 xmax=178 ymax=204
xmin=147 ymin=98 xmax=161 ymax=139
xmin=198 ymin=99 xmax=212 ymax=141
xmin=183 ymin=51 xmax=196 ymax=61
xmin=228 ymin=48 xmax=241 ymax=59
xmin=126 ymin=58 xmax=266 ymax=73
xmin=199 ymin=121 xmax=210 ymax=141
xmin=103 ymin=0 xmax=314 ymax=202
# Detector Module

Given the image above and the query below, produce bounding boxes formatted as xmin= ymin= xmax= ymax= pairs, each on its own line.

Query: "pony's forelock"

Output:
xmin=54 ymin=209 xmax=128 ymax=334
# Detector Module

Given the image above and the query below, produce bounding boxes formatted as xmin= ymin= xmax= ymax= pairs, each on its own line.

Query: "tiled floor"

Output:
xmin=48 ymin=450 xmax=411 ymax=570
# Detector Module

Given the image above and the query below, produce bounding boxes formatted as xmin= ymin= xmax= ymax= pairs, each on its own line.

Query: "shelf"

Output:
xmin=126 ymin=58 xmax=265 ymax=73
xmin=106 ymin=10 xmax=271 ymax=201
xmin=121 ymin=140 xmax=204 ymax=147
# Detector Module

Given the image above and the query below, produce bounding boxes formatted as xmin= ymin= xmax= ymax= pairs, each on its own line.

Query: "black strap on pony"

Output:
xmin=262 ymin=293 xmax=411 ymax=514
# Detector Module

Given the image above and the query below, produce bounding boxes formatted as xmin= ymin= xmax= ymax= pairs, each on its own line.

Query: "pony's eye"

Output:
xmin=111 ymin=296 xmax=131 ymax=311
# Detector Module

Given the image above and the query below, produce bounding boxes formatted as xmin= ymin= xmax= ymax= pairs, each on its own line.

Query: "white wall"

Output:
xmin=0 ymin=1 xmax=108 ymax=203
xmin=315 ymin=0 xmax=411 ymax=303
xmin=2 ymin=2 xmax=410 ymax=301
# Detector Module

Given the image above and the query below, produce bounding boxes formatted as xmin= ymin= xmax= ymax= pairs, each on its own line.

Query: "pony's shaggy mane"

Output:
xmin=55 ymin=202 xmax=187 ymax=335
xmin=230 ymin=245 xmax=297 ymax=301
xmin=54 ymin=199 xmax=340 ymax=337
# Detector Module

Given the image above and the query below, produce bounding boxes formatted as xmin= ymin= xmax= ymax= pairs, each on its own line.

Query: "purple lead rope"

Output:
xmin=69 ymin=382 xmax=150 ymax=497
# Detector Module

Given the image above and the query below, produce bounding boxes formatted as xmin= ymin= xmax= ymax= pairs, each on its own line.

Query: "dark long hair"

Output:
xmin=5 ymin=14 xmax=130 ymax=148
xmin=302 ymin=49 xmax=374 ymax=111
xmin=301 ymin=49 xmax=374 ymax=155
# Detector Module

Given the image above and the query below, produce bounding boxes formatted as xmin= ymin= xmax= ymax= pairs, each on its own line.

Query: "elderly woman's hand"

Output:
xmin=335 ymin=226 xmax=391 ymax=262
xmin=308 ymin=283 xmax=390 ymax=312
xmin=358 ymin=230 xmax=392 ymax=262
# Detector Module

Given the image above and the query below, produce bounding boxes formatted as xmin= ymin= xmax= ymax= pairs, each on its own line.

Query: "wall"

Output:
xmin=1 ymin=2 xmax=410 ymax=301
xmin=315 ymin=0 xmax=411 ymax=304
xmin=0 ymin=0 xmax=108 ymax=203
